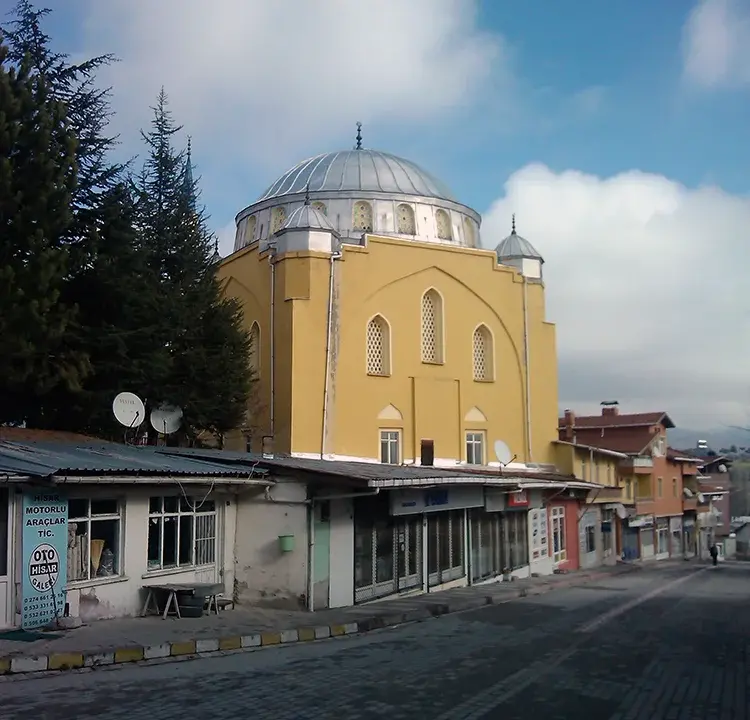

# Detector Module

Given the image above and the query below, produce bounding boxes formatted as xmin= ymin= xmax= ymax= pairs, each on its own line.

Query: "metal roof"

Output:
xmin=0 ymin=440 xmax=269 ymax=479
xmin=495 ymin=230 xmax=544 ymax=262
xmin=278 ymin=202 xmax=337 ymax=234
xmin=257 ymin=150 xmax=457 ymax=203
xmin=154 ymin=449 xmax=601 ymax=489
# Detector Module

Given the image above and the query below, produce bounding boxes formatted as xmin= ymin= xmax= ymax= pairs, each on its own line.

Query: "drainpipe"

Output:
xmin=522 ymin=276 xmax=533 ymax=462
xmin=320 ymin=249 xmax=343 ymax=459
xmin=268 ymin=245 xmax=277 ymax=441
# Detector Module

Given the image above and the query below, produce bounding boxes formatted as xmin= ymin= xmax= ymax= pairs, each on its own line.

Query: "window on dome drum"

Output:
xmin=353 ymin=201 xmax=373 ymax=232
xmin=248 ymin=322 xmax=260 ymax=376
xmin=396 ymin=203 xmax=416 ymax=235
xmin=421 ymin=289 xmax=444 ymax=364
xmin=472 ymin=325 xmax=493 ymax=381
xmin=435 ymin=209 xmax=452 ymax=240
xmin=312 ymin=201 xmax=327 ymax=215
xmin=366 ymin=315 xmax=391 ymax=376
xmin=463 ymin=217 xmax=475 ymax=246
xmin=244 ymin=215 xmax=257 ymax=246
xmin=466 ymin=432 xmax=485 ymax=465
xmin=271 ymin=206 xmax=286 ymax=234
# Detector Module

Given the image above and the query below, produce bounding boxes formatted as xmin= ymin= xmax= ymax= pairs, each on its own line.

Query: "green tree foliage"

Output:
xmin=132 ymin=90 xmax=253 ymax=441
xmin=0 ymin=37 xmax=87 ymax=424
xmin=2 ymin=1 xmax=122 ymax=260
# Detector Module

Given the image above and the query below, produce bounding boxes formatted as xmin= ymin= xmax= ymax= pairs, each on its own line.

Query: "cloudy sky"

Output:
xmin=6 ymin=0 xmax=749 ymax=433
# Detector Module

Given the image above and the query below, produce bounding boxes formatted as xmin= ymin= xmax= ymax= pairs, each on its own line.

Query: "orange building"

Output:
xmin=559 ymin=405 xmax=701 ymax=561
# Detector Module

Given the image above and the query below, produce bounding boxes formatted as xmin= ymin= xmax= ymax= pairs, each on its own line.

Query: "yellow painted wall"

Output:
xmin=553 ymin=443 xmax=625 ymax=502
xmin=218 ymin=234 xmax=559 ymax=463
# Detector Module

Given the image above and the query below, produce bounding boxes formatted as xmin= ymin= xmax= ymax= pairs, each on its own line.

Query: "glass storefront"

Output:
xmin=469 ymin=509 xmax=503 ymax=582
xmin=427 ymin=510 xmax=464 ymax=587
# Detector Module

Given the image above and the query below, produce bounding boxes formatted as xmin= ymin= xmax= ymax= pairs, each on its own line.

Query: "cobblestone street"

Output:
xmin=3 ymin=562 xmax=746 ymax=719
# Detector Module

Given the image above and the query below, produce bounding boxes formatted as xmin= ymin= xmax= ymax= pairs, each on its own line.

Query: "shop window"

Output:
xmin=505 ymin=511 xmax=529 ymax=570
xmin=379 ymin=430 xmax=400 ymax=464
xmin=465 ymin=431 xmax=485 ymax=465
xmin=584 ymin=524 xmax=596 ymax=554
xmin=427 ymin=510 xmax=464 ymax=586
xmin=657 ymin=522 xmax=669 ymax=555
xmin=68 ymin=498 xmax=122 ymax=582
xmin=147 ymin=496 xmax=217 ymax=571
xmin=469 ymin=508 xmax=504 ymax=582
xmin=551 ymin=506 xmax=566 ymax=564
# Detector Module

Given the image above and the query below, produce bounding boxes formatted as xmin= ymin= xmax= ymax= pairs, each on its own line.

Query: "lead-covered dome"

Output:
xmin=257 ymin=149 xmax=457 ymax=204
xmin=232 ymin=129 xmax=482 ymax=255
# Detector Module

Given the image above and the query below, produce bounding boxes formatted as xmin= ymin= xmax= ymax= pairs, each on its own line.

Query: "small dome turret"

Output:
xmin=495 ymin=215 xmax=544 ymax=280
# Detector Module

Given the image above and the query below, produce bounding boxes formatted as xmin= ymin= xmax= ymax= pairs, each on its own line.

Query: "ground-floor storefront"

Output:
xmin=350 ymin=486 xmax=566 ymax=605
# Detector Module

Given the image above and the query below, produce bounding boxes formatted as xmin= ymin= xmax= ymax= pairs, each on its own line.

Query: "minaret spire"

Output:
xmin=355 ymin=121 xmax=363 ymax=150
xmin=511 ymin=213 xmax=516 ymax=234
xmin=304 ymin=182 xmax=311 ymax=206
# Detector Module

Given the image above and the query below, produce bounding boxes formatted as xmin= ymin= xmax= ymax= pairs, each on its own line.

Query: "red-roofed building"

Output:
xmin=559 ymin=404 xmax=702 ymax=561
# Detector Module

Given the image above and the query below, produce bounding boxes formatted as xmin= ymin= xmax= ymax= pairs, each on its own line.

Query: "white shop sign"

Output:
xmin=529 ymin=507 xmax=549 ymax=560
xmin=390 ymin=486 xmax=484 ymax=516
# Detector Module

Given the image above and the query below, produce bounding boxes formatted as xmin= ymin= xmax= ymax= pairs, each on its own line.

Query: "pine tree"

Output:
xmin=40 ymin=185 xmax=169 ymax=436
xmin=0 ymin=37 xmax=87 ymax=424
xmin=2 ymin=1 xmax=121 ymax=259
xmin=133 ymin=90 xmax=253 ymax=441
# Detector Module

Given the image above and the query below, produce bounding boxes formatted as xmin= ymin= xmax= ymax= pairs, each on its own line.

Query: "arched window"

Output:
xmin=463 ymin=217 xmax=475 ymax=247
xmin=397 ymin=203 xmax=416 ymax=235
xmin=244 ymin=215 xmax=257 ymax=246
xmin=312 ymin=201 xmax=327 ymax=215
xmin=271 ymin=206 xmax=286 ymax=234
xmin=249 ymin=322 xmax=260 ymax=376
xmin=353 ymin=201 xmax=373 ymax=232
xmin=435 ymin=209 xmax=452 ymax=241
xmin=421 ymin=289 xmax=444 ymax=364
xmin=366 ymin=315 xmax=391 ymax=376
xmin=472 ymin=325 xmax=494 ymax=381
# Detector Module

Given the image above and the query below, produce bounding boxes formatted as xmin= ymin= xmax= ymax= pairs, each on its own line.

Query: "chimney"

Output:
xmin=420 ymin=439 xmax=434 ymax=466
xmin=602 ymin=406 xmax=619 ymax=418
xmin=563 ymin=409 xmax=575 ymax=441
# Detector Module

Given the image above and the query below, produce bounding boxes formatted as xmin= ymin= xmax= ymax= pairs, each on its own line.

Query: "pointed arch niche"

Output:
xmin=421 ymin=288 xmax=444 ymax=364
xmin=464 ymin=406 xmax=487 ymax=423
xmin=472 ymin=324 xmax=494 ymax=381
xmin=366 ymin=314 xmax=391 ymax=376
xmin=248 ymin=322 xmax=261 ymax=376
xmin=378 ymin=404 xmax=403 ymax=422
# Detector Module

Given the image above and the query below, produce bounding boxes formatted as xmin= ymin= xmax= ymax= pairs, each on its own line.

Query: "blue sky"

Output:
xmin=3 ymin=0 xmax=749 ymax=433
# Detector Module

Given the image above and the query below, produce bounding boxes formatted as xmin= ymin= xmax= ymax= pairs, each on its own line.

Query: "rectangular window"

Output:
xmin=657 ymin=523 xmax=669 ymax=555
xmin=585 ymin=524 xmax=596 ymax=554
xmin=504 ymin=512 xmax=529 ymax=570
xmin=465 ymin=432 xmax=485 ymax=465
xmin=147 ymin=496 xmax=217 ymax=572
xmin=672 ymin=478 xmax=678 ymax=497
xmin=581 ymin=459 xmax=587 ymax=481
xmin=657 ymin=477 xmax=663 ymax=497
xmin=626 ymin=479 xmax=632 ymax=499
xmin=551 ymin=506 xmax=566 ymax=564
xmin=67 ymin=498 xmax=122 ymax=583
xmin=379 ymin=430 xmax=400 ymax=464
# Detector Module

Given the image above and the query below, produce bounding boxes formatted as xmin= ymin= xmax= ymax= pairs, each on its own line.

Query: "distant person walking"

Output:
xmin=709 ymin=543 xmax=719 ymax=566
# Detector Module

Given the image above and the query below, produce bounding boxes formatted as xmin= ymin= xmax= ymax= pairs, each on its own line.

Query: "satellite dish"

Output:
xmin=150 ymin=405 xmax=184 ymax=435
xmin=718 ymin=464 xmax=727 ymax=473
xmin=615 ymin=505 xmax=628 ymax=520
xmin=494 ymin=440 xmax=512 ymax=465
xmin=112 ymin=392 xmax=145 ymax=428
xmin=652 ymin=443 xmax=664 ymax=458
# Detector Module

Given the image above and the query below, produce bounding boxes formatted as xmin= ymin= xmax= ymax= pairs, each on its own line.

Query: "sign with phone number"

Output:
xmin=21 ymin=492 xmax=68 ymax=629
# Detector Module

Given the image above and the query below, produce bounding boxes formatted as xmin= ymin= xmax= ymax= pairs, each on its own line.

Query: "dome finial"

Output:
xmin=511 ymin=213 xmax=516 ymax=234
xmin=304 ymin=182 xmax=311 ymax=206
xmin=355 ymin=121 xmax=363 ymax=150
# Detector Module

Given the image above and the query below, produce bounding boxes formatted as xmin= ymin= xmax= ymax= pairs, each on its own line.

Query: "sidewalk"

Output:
xmin=0 ymin=563 xmax=642 ymax=676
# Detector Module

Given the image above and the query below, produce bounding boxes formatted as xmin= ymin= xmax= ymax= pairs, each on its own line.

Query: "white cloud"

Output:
xmin=482 ymin=164 xmax=750 ymax=430
xmin=682 ymin=0 xmax=750 ymax=88
xmin=80 ymin=0 xmax=505 ymax=168
xmin=216 ymin=221 xmax=237 ymax=259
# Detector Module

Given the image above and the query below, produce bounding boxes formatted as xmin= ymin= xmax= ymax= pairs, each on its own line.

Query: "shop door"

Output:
xmin=0 ymin=488 xmax=9 ymax=628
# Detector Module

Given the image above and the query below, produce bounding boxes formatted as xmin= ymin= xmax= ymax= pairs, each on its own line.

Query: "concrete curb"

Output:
xmin=0 ymin=565 xmax=641 ymax=677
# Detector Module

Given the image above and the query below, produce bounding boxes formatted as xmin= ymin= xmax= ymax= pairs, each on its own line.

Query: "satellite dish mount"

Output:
xmin=493 ymin=440 xmax=516 ymax=468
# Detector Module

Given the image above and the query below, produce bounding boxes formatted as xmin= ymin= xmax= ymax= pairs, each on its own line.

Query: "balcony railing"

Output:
xmin=620 ymin=456 xmax=653 ymax=473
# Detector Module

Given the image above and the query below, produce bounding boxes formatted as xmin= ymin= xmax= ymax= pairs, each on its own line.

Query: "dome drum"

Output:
xmin=234 ymin=194 xmax=481 ymax=253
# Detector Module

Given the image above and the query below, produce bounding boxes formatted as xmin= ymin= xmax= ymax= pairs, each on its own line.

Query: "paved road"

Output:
xmin=3 ymin=562 xmax=747 ymax=719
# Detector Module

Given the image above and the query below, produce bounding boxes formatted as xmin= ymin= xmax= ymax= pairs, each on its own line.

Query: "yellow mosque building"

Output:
xmin=218 ymin=130 xmax=559 ymax=467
